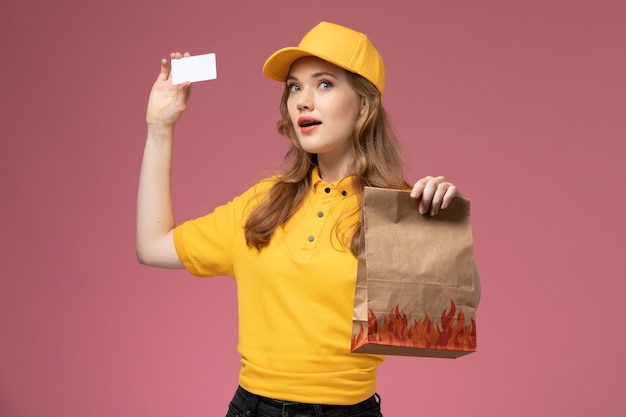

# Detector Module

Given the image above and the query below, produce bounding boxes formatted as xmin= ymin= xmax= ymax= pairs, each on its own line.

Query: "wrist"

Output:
xmin=146 ymin=122 xmax=176 ymax=135
xmin=145 ymin=124 xmax=177 ymax=148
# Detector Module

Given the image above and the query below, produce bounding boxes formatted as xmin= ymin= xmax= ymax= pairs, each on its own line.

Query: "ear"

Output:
xmin=358 ymin=97 xmax=367 ymax=117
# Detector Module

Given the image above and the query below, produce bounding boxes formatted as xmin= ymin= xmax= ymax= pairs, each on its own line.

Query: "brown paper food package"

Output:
xmin=351 ymin=187 xmax=480 ymax=358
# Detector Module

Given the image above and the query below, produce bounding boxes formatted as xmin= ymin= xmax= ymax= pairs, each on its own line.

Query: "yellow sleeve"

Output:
xmin=173 ymin=180 xmax=272 ymax=277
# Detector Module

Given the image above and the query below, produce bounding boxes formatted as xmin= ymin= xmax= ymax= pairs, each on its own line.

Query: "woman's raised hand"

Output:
xmin=410 ymin=176 xmax=462 ymax=216
xmin=146 ymin=52 xmax=192 ymax=128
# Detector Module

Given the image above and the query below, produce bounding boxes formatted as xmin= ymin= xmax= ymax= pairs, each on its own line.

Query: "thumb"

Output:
xmin=178 ymin=81 xmax=192 ymax=99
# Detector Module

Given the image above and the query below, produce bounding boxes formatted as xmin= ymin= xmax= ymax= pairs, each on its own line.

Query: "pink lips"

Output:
xmin=297 ymin=116 xmax=322 ymax=133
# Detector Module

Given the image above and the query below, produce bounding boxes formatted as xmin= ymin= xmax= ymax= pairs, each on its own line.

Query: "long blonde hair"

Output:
xmin=244 ymin=70 xmax=408 ymax=256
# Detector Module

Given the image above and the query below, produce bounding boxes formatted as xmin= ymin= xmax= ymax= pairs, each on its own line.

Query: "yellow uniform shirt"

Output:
xmin=173 ymin=168 xmax=384 ymax=405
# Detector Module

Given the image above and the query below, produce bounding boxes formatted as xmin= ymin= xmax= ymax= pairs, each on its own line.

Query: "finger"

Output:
xmin=158 ymin=57 xmax=170 ymax=81
xmin=420 ymin=182 xmax=439 ymax=214
xmin=429 ymin=183 xmax=450 ymax=216
xmin=165 ymin=51 xmax=190 ymax=82
xmin=410 ymin=177 xmax=429 ymax=199
xmin=440 ymin=185 xmax=460 ymax=210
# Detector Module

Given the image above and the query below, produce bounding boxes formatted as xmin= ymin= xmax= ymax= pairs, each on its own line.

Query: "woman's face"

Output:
xmin=286 ymin=57 xmax=363 ymax=167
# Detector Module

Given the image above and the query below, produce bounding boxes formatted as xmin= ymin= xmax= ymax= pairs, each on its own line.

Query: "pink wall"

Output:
xmin=2 ymin=0 xmax=625 ymax=416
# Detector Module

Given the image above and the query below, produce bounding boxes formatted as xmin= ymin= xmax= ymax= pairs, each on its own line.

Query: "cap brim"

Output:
xmin=263 ymin=47 xmax=324 ymax=83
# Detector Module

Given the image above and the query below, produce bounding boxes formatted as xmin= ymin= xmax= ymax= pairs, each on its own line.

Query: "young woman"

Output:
xmin=137 ymin=22 xmax=462 ymax=417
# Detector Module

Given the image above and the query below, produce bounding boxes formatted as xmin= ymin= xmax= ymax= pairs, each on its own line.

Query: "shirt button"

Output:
xmin=317 ymin=211 xmax=324 ymax=217
xmin=341 ymin=190 xmax=347 ymax=196
xmin=324 ymin=187 xmax=331 ymax=193
xmin=308 ymin=236 xmax=315 ymax=242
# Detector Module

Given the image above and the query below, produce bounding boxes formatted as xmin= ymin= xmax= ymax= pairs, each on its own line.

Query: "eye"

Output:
xmin=319 ymin=81 xmax=333 ymax=90
xmin=288 ymin=83 xmax=300 ymax=93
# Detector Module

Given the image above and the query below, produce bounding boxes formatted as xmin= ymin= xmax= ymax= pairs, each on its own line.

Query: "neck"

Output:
xmin=317 ymin=154 xmax=351 ymax=183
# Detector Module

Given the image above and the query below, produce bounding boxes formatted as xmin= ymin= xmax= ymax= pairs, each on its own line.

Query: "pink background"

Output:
xmin=2 ymin=0 xmax=625 ymax=416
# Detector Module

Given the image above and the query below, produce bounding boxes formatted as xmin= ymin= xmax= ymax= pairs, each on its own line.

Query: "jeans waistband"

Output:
xmin=233 ymin=386 xmax=381 ymax=416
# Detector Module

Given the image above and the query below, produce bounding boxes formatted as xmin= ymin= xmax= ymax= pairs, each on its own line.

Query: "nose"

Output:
xmin=296 ymin=87 xmax=314 ymax=111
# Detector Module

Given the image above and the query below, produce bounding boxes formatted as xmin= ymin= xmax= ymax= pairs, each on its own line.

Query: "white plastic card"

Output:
xmin=171 ymin=53 xmax=217 ymax=85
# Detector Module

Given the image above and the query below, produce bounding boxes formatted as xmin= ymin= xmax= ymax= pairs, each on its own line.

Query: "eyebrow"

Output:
xmin=287 ymin=71 xmax=339 ymax=82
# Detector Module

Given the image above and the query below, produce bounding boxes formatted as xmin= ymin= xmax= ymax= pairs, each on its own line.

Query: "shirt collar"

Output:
xmin=311 ymin=167 xmax=359 ymax=198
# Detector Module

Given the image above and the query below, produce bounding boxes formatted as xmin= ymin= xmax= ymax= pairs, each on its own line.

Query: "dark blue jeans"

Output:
xmin=225 ymin=386 xmax=383 ymax=417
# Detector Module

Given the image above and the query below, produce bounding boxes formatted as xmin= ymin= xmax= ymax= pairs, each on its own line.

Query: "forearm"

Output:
xmin=135 ymin=124 xmax=181 ymax=267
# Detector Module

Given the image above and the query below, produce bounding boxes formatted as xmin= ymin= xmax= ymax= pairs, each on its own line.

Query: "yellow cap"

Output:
xmin=263 ymin=22 xmax=385 ymax=95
